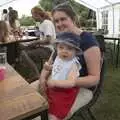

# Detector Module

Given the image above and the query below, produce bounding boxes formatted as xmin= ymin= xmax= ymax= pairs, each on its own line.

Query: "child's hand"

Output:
xmin=47 ymin=80 xmax=56 ymax=88
xmin=43 ymin=51 xmax=54 ymax=71
xmin=43 ymin=62 xmax=53 ymax=71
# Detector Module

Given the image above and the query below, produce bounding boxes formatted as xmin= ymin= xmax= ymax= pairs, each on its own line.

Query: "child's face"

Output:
xmin=57 ymin=43 xmax=76 ymax=60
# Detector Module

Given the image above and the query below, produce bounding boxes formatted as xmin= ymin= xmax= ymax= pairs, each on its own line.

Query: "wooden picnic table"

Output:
xmin=0 ymin=64 xmax=48 ymax=120
xmin=0 ymin=36 xmax=39 ymax=65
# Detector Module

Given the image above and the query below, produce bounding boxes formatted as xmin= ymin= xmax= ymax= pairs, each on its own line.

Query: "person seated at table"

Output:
xmin=1 ymin=9 xmax=8 ymax=21
xmin=0 ymin=20 xmax=15 ymax=43
xmin=8 ymin=7 xmax=21 ymax=39
xmin=19 ymin=6 xmax=56 ymax=82
xmin=30 ymin=6 xmax=56 ymax=45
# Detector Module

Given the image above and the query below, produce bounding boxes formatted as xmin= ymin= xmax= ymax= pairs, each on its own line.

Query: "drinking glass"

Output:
xmin=0 ymin=47 xmax=7 ymax=80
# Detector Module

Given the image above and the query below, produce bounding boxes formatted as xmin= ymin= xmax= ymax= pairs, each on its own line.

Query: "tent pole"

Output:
xmin=105 ymin=0 xmax=115 ymax=35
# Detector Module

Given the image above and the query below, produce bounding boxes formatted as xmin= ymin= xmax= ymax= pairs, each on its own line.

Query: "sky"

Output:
xmin=0 ymin=0 xmax=40 ymax=18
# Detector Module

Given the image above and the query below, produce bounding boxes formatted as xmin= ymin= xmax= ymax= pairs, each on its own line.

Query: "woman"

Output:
xmin=31 ymin=3 xmax=101 ymax=120
xmin=31 ymin=6 xmax=56 ymax=41
xmin=1 ymin=9 xmax=8 ymax=21
xmin=20 ymin=6 xmax=56 ymax=82
xmin=0 ymin=20 xmax=15 ymax=43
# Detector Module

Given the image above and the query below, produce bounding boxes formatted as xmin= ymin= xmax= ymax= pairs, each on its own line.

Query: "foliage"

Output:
xmin=39 ymin=0 xmax=53 ymax=11
xmin=39 ymin=0 xmax=96 ymax=28
xmin=19 ymin=15 xmax=36 ymax=26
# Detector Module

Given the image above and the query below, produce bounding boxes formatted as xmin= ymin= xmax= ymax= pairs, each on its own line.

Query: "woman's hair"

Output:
xmin=52 ymin=3 xmax=76 ymax=21
xmin=0 ymin=21 xmax=9 ymax=43
xmin=9 ymin=10 xmax=18 ymax=28
xmin=31 ymin=6 xmax=51 ymax=20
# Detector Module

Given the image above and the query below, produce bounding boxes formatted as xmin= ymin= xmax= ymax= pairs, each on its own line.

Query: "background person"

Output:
xmin=0 ymin=20 xmax=15 ymax=43
xmin=8 ymin=7 xmax=20 ymax=29
xmin=19 ymin=6 xmax=56 ymax=82
xmin=1 ymin=9 xmax=8 ymax=21
xmin=30 ymin=3 xmax=101 ymax=119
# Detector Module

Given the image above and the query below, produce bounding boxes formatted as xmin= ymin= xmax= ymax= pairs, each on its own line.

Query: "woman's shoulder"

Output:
xmin=43 ymin=19 xmax=53 ymax=25
xmin=80 ymin=31 xmax=99 ymax=51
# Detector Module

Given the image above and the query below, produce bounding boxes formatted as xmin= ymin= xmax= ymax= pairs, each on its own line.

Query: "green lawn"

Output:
xmin=93 ymin=66 xmax=120 ymax=120
xmin=72 ymin=65 xmax=120 ymax=120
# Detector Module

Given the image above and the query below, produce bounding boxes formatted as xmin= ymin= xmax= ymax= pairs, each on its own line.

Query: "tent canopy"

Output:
xmin=74 ymin=0 xmax=120 ymax=11
xmin=0 ymin=0 xmax=120 ymax=10
xmin=0 ymin=0 xmax=39 ymax=17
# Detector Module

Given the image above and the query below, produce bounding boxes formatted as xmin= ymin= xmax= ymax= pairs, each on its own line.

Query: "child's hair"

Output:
xmin=0 ymin=21 xmax=9 ymax=43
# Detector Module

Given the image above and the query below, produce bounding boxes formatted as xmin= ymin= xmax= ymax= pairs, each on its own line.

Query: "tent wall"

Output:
xmin=74 ymin=0 xmax=120 ymax=35
xmin=97 ymin=3 xmax=120 ymax=35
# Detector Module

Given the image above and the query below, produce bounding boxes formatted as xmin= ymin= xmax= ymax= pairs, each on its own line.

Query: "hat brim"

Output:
xmin=55 ymin=40 xmax=81 ymax=51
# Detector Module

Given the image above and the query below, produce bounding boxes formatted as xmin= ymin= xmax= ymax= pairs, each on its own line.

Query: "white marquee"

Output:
xmin=74 ymin=0 xmax=120 ymax=11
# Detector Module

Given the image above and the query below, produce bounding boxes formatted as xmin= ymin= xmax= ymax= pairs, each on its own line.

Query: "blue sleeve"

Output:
xmin=80 ymin=32 xmax=99 ymax=51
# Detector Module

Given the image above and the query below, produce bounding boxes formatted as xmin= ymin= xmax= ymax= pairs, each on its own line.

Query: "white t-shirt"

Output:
xmin=39 ymin=19 xmax=56 ymax=40
xmin=1 ymin=13 xmax=8 ymax=21
xmin=51 ymin=56 xmax=81 ymax=80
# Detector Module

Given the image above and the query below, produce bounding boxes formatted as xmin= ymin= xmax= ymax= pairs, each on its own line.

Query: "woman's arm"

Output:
xmin=76 ymin=46 xmax=101 ymax=87
xmin=47 ymin=63 xmax=79 ymax=88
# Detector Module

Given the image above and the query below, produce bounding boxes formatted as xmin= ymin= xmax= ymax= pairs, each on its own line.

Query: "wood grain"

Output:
xmin=0 ymin=64 xmax=48 ymax=120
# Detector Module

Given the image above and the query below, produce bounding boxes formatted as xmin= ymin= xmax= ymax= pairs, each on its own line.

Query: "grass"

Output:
xmin=92 ymin=66 xmax=120 ymax=120
xmin=72 ymin=65 xmax=120 ymax=120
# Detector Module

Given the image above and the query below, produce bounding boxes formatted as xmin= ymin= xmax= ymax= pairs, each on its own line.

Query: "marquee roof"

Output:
xmin=74 ymin=0 xmax=120 ymax=11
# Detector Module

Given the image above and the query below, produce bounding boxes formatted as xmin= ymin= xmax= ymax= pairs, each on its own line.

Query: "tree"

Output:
xmin=39 ymin=0 xmax=53 ymax=11
xmin=19 ymin=15 xmax=36 ymax=26
xmin=39 ymin=0 xmax=96 ymax=28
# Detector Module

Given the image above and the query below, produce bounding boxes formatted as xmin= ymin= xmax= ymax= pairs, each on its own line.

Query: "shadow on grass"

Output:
xmin=75 ymin=66 xmax=120 ymax=120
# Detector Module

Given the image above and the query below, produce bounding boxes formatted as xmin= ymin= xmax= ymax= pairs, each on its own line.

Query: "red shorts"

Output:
xmin=46 ymin=87 xmax=79 ymax=119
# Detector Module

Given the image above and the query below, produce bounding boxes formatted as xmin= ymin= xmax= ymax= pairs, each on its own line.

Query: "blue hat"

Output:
xmin=55 ymin=32 xmax=81 ymax=51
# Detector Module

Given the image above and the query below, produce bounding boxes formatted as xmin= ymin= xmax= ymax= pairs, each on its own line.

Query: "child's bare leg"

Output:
xmin=49 ymin=114 xmax=61 ymax=120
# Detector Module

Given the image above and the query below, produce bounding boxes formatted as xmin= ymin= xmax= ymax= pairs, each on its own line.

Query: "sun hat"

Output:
xmin=55 ymin=32 xmax=81 ymax=51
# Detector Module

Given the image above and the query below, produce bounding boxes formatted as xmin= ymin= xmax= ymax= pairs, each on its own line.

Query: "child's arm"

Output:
xmin=47 ymin=63 xmax=80 ymax=88
xmin=39 ymin=51 xmax=54 ymax=90
xmin=39 ymin=50 xmax=54 ymax=82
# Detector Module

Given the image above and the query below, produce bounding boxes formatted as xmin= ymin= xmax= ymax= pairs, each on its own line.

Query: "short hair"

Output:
xmin=8 ymin=7 xmax=13 ymax=10
xmin=3 ymin=9 xmax=7 ymax=14
xmin=52 ymin=3 xmax=76 ymax=21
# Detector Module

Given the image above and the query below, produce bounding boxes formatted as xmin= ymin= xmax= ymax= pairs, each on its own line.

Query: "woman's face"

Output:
xmin=31 ymin=10 xmax=43 ymax=22
xmin=53 ymin=11 xmax=75 ymax=33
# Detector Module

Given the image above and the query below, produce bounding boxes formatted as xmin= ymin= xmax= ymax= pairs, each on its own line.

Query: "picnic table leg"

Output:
xmin=116 ymin=40 xmax=120 ymax=68
xmin=41 ymin=109 xmax=48 ymax=120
